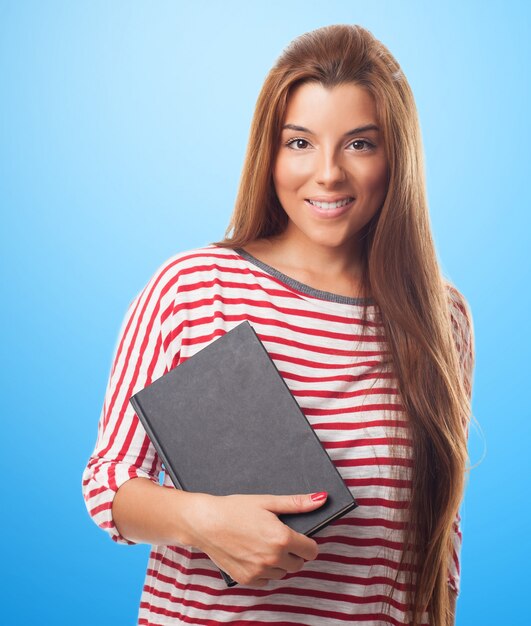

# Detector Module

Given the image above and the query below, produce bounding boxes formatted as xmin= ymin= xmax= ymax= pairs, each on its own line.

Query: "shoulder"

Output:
xmin=128 ymin=245 xmax=249 ymax=314
xmin=443 ymin=280 xmax=475 ymax=387
xmin=443 ymin=281 xmax=474 ymax=344
xmin=122 ymin=246 xmax=242 ymax=330
xmin=140 ymin=245 xmax=240 ymax=294
xmin=150 ymin=245 xmax=238 ymax=281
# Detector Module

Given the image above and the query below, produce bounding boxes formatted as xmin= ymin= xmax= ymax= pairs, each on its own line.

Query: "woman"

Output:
xmin=82 ymin=24 xmax=474 ymax=626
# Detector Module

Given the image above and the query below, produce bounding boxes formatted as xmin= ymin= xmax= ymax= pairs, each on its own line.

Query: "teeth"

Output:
xmin=308 ymin=197 xmax=353 ymax=209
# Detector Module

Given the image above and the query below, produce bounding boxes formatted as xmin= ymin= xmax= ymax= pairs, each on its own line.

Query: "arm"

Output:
xmin=446 ymin=285 xmax=476 ymax=618
xmin=111 ymin=478 xmax=200 ymax=547
xmin=111 ymin=476 xmax=327 ymax=587
xmin=82 ymin=260 xmax=325 ymax=585
xmin=449 ymin=589 xmax=457 ymax=625
xmin=82 ymin=263 xmax=174 ymax=544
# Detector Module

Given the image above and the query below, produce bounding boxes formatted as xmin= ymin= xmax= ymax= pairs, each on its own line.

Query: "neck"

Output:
xmin=270 ymin=231 xmax=364 ymax=280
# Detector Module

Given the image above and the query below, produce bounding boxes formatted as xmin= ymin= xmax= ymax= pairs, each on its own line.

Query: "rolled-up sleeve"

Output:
xmin=82 ymin=263 xmax=176 ymax=544
xmin=447 ymin=285 xmax=475 ymax=595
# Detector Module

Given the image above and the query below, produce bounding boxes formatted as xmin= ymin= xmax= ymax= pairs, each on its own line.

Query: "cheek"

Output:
xmin=273 ymin=154 xmax=311 ymax=192
xmin=359 ymin=159 xmax=389 ymax=202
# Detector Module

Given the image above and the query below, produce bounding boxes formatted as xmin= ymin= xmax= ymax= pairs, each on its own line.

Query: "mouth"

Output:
xmin=304 ymin=196 xmax=355 ymax=218
xmin=305 ymin=196 xmax=355 ymax=210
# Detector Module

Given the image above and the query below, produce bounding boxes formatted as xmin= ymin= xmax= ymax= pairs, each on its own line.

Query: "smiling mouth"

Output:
xmin=306 ymin=197 xmax=355 ymax=210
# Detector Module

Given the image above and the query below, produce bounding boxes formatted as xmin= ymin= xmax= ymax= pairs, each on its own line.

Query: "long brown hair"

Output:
xmin=214 ymin=24 xmax=472 ymax=626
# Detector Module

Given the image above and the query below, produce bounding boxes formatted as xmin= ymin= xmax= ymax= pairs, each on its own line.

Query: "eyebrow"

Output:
xmin=282 ymin=123 xmax=380 ymax=136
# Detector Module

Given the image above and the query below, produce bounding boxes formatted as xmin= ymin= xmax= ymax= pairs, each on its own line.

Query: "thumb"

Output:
xmin=263 ymin=491 xmax=328 ymax=515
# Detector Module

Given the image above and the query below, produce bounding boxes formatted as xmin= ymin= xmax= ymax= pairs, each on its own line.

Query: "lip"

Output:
xmin=304 ymin=197 xmax=355 ymax=218
xmin=306 ymin=195 xmax=355 ymax=203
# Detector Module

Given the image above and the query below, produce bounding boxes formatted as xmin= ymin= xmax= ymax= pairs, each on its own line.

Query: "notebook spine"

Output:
xmin=129 ymin=395 xmax=185 ymax=491
xmin=306 ymin=500 xmax=359 ymax=537
xmin=130 ymin=394 xmax=237 ymax=588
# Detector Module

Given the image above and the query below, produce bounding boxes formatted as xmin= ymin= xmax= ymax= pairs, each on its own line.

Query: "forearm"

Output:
xmin=112 ymin=477 xmax=204 ymax=547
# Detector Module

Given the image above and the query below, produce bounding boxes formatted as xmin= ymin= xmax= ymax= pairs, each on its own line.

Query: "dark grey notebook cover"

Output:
xmin=129 ymin=320 xmax=357 ymax=587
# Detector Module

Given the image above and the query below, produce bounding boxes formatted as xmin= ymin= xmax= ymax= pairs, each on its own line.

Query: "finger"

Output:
xmin=262 ymin=567 xmax=288 ymax=581
xmin=261 ymin=492 xmax=328 ymax=515
xmin=284 ymin=530 xmax=320 ymax=562
xmin=248 ymin=578 xmax=269 ymax=588
xmin=281 ymin=553 xmax=306 ymax=574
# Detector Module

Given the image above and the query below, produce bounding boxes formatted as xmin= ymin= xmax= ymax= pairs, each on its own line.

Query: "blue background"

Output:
xmin=1 ymin=1 xmax=529 ymax=624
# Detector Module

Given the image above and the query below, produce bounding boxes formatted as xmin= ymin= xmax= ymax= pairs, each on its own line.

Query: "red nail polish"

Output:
xmin=311 ymin=491 xmax=328 ymax=501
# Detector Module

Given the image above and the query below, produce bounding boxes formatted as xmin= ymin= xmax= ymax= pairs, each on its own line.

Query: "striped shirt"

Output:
xmin=82 ymin=245 xmax=474 ymax=626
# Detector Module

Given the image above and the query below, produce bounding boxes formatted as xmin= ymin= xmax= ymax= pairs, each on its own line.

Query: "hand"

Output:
xmin=187 ymin=491 xmax=328 ymax=587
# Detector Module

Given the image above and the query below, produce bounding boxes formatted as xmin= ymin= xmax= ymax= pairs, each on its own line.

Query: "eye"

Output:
xmin=285 ymin=137 xmax=311 ymax=150
xmin=349 ymin=139 xmax=375 ymax=151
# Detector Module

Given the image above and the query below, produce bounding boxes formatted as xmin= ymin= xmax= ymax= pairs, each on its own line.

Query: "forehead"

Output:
xmin=282 ymin=82 xmax=378 ymax=129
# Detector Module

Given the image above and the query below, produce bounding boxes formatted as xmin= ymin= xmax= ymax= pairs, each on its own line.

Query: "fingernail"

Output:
xmin=310 ymin=491 xmax=328 ymax=501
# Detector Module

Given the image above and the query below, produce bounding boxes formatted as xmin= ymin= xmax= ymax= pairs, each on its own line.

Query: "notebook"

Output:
xmin=129 ymin=320 xmax=357 ymax=586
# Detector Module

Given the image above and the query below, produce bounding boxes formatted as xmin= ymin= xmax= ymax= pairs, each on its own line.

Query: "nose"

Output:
xmin=315 ymin=149 xmax=346 ymax=186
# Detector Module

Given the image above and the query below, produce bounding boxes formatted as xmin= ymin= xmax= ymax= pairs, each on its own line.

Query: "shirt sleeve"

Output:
xmin=446 ymin=284 xmax=475 ymax=595
xmin=81 ymin=262 xmax=177 ymax=544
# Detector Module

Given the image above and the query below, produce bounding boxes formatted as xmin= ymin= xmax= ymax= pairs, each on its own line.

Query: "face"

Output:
xmin=272 ymin=81 xmax=389 ymax=260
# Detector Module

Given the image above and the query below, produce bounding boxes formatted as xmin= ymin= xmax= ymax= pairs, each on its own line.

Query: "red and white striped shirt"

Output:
xmin=82 ymin=245 xmax=474 ymax=626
